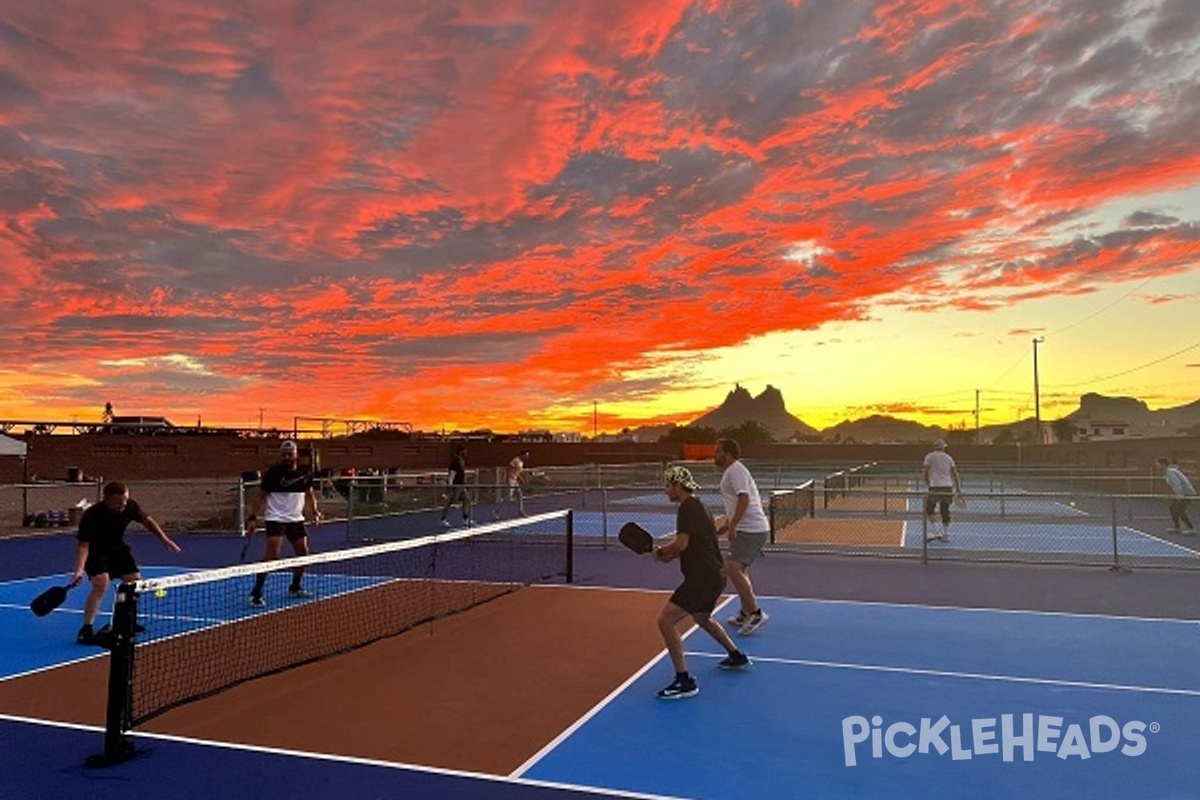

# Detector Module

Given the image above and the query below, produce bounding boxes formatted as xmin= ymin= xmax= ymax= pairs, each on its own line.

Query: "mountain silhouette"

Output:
xmin=667 ymin=387 xmax=1200 ymax=443
xmin=689 ymin=384 xmax=817 ymax=440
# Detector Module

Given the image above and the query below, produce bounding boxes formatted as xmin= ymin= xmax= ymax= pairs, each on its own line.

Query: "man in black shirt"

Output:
xmin=439 ymin=444 xmax=473 ymax=527
xmin=653 ymin=466 xmax=751 ymax=699
xmin=69 ymin=481 xmax=181 ymax=645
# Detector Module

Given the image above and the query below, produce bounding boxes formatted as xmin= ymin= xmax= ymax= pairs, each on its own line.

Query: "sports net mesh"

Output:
xmin=119 ymin=510 xmax=573 ymax=728
xmin=769 ymin=481 xmax=816 ymax=539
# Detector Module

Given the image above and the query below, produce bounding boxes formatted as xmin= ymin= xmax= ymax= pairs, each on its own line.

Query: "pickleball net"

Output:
xmin=93 ymin=510 xmax=573 ymax=764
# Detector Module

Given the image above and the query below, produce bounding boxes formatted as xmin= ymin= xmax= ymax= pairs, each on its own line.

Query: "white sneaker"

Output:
xmin=440 ymin=519 xmax=451 ymax=528
xmin=739 ymin=610 xmax=768 ymax=636
xmin=727 ymin=610 xmax=749 ymax=628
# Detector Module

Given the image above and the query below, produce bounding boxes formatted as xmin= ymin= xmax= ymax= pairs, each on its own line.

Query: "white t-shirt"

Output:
xmin=923 ymin=450 xmax=957 ymax=489
xmin=719 ymin=460 xmax=770 ymax=534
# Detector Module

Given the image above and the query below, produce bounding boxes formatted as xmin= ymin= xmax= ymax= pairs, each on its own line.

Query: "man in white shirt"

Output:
xmin=1156 ymin=457 xmax=1196 ymax=534
xmin=922 ymin=438 xmax=961 ymax=542
xmin=714 ymin=438 xmax=770 ymax=635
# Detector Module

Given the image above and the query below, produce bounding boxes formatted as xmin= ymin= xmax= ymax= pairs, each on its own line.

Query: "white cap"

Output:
xmin=280 ymin=440 xmax=298 ymax=454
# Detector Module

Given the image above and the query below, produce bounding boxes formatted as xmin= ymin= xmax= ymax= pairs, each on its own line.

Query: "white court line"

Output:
xmin=684 ymin=651 xmax=1200 ymax=697
xmin=754 ymin=592 xmax=1200 ymax=626
xmin=510 ymin=593 xmax=740 ymax=780
xmin=0 ymin=714 xmax=692 ymax=800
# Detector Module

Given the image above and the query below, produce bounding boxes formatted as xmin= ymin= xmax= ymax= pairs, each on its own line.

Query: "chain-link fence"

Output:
xmin=4 ymin=460 xmax=1194 ymax=570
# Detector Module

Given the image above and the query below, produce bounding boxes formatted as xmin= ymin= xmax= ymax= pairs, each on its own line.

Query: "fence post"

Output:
xmin=1109 ymin=495 xmax=1130 ymax=573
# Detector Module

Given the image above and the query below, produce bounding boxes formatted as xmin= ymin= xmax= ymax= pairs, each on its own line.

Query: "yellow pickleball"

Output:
xmin=155 ymin=588 xmax=167 ymax=599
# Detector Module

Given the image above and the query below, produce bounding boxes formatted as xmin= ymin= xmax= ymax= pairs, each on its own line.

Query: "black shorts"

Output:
xmin=85 ymin=549 xmax=139 ymax=579
xmin=264 ymin=520 xmax=308 ymax=542
xmin=670 ymin=572 xmax=726 ymax=616
xmin=447 ymin=485 xmax=469 ymax=502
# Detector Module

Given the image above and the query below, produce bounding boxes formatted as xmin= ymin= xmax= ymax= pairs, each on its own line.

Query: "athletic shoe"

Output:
xmin=248 ymin=595 xmax=266 ymax=608
xmin=288 ymin=586 xmax=313 ymax=599
xmin=1167 ymin=528 xmax=1181 ymax=534
xmin=132 ymin=622 xmax=145 ymax=634
xmin=739 ymin=610 xmax=769 ymax=636
xmin=656 ymin=676 xmax=699 ymax=700
xmin=440 ymin=519 xmax=451 ymax=528
xmin=492 ymin=510 xmax=500 ymax=519
xmin=727 ymin=610 xmax=749 ymax=628
xmin=718 ymin=651 xmax=752 ymax=670
xmin=76 ymin=624 xmax=95 ymax=645
xmin=465 ymin=519 xmax=475 ymax=527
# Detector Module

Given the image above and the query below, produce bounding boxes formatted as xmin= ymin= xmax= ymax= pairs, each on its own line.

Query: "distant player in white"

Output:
xmin=922 ymin=438 xmax=961 ymax=542
xmin=1156 ymin=457 xmax=1196 ymax=534
xmin=493 ymin=449 xmax=530 ymax=518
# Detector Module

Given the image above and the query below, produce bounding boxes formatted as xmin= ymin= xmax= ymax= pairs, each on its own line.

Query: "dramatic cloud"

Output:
xmin=0 ymin=0 xmax=1196 ymax=433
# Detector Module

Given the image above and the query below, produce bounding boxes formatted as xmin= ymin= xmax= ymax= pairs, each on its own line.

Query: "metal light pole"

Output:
xmin=1032 ymin=337 xmax=1044 ymax=445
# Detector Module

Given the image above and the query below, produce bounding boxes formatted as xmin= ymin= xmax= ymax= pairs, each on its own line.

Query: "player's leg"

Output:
xmin=287 ymin=526 xmax=311 ymax=597
xmin=655 ymin=600 xmax=698 ymax=699
xmin=249 ymin=527 xmax=286 ymax=606
xmin=726 ymin=532 xmax=768 ymax=634
xmin=694 ymin=613 xmax=751 ymax=669
xmin=77 ymin=571 xmax=110 ymax=643
xmin=460 ymin=487 xmax=473 ymax=525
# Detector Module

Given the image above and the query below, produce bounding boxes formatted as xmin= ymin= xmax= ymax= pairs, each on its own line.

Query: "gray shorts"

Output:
xmin=728 ymin=530 xmax=768 ymax=567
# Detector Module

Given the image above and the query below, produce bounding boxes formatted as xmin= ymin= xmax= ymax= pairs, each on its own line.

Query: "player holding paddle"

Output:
xmin=246 ymin=440 xmax=321 ymax=607
xmin=69 ymin=481 xmax=181 ymax=645
xmin=651 ymin=466 xmax=751 ymax=700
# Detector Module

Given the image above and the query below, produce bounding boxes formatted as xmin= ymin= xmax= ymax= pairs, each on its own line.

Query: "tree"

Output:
xmin=717 ymin=420 xmax=774 ymax=445
xmin=659 ymin=425 xmax=719 ymax=444
xmin=1051 ymin=419 xmax=1077 ymax=444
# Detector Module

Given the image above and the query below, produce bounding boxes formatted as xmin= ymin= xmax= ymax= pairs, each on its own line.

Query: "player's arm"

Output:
xmin=305 ymin=487 xmax=321 ymax=520
xmin=69 ymin=541 xmax=89 ymax=587
xmin=655 ymin=532 xmax=688 ymax=562
xmin=951 ymin=465 xmax=962 ymax=494
xmin=724 ymin=493 xmax=750 ymax=539
xmin=246 ymin=488 xmax=268 ymax=531
xmin=139 ymin=510 xmax=181 ymax=553
xmin=922 ymin=463 xmax=932 ymax=487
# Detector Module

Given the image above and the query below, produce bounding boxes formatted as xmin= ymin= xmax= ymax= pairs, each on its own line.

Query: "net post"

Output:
xmin=87 ymin=582 xmax=138 ymax=766
xmin=565 ymin=509 xmax=575 ymax=583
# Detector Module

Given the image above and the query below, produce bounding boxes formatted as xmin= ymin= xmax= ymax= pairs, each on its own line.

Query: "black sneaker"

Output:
xmin=656 ymin=676 xmax=699 ymax=700
xmin=718 ymin=650 xmax=752 ymax=670
xmin=248 ymin=595 xmax=266 ymax=608
xmin=76 ymin=624 xmax=95 ymax=645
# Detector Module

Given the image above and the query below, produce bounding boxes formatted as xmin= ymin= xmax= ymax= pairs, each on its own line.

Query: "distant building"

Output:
xmin=1071 ymin=417 xmax=1133 ymax=441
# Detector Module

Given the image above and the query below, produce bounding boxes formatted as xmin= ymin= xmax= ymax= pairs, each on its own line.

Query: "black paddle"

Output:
xmin=618 ymin=522 xmax=656 ymax=555
xmin=30 ymin=583 xmax=72 ymax=617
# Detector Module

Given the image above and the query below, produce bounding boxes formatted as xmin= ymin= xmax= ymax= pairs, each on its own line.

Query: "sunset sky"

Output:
xmin=1 ymin=0 xmax=1197 ymax=436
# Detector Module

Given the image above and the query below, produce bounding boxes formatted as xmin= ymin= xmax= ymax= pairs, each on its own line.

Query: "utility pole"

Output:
xmin=1032 ymin=337 xmax=1045 ymax=445
xmin=593 ymin=401 xmax=598 ymax=440
xmin=974 ymin=389 xmax=980 ymax=445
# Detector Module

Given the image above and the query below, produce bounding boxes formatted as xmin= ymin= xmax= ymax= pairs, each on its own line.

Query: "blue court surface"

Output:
xmin=518 ymin=597 xmax=1200 ymax=800
xmin=4 ymin=581 xmax=1197 ymax=799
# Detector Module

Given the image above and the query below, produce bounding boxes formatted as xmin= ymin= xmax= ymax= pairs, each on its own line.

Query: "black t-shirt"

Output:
xmin=77 ymin=498 xmax=147 ymax=555
xmin=675 ymin=494 xmax=724 ymax=580
xmin=448 ymin=454 xmax=466 ymax=486
xmin=261 ymin=463 xmax=313 ymax=493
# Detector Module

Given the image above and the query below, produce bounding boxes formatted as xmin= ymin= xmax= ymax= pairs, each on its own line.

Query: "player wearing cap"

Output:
xmin=654 ymin=465 xmax=751 ymax=700
xmin=246 ymin=440 xmax=321 ymax=607
xmin=922 ymin=438 xmax=961 ymax=542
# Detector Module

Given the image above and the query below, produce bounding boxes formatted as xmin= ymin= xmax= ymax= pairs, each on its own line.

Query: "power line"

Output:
xmin=1045 ymin=339 xmax=1200 ymax=390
